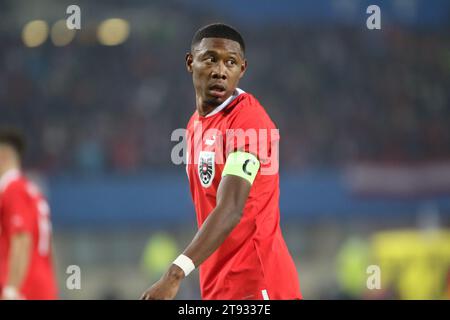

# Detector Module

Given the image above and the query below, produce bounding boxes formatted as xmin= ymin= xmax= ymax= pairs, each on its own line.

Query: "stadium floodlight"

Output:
xmin=97 ymin=18 xmax=130 ymax=46
xmin=22 ymin=20 xmax=49 ymax=48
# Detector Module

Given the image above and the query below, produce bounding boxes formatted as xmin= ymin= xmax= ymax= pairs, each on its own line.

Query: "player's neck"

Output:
xmin=196 ymin=97 xmax=217 ymax=117
xmin=0 ymin=163 xmax=20 ymax=179
xmin=196 ymin=90 xmax=240 ymax=117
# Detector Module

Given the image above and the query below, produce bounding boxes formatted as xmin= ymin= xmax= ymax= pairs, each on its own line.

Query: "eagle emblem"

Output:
xmin=198 ymin=151 xmax=215 ymax=188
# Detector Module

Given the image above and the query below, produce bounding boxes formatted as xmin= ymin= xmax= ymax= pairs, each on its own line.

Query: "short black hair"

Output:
xmin=191 ymin=23 xmax=245 ymax=55
xmin=0 ymin=126 xmax=26 ymax=160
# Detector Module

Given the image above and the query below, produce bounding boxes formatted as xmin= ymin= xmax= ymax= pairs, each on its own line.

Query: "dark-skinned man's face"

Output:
xmin=186 ymin=38 xmax=247 ymax=108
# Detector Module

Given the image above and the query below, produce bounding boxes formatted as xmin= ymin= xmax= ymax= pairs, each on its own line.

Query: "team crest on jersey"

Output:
xmin=198 ymin=151 xmax=215 ymax=188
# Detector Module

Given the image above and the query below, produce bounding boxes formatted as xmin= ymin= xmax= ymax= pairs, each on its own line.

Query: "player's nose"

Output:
xmin=211 ymin=71 xmax=227 ymax=80
xmin=211 ymin=62 xmax=227 ymax=80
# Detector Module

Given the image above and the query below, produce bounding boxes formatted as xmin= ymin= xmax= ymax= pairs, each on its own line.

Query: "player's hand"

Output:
xmin=140 ymin=265 xmax=184 ymax=300
xmin=1 ymin=286 xmax=23 ymax=300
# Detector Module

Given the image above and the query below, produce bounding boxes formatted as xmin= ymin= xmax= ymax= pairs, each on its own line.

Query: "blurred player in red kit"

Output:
xmin=0 ymin=127 xmax=58 ymax=300
xmin=141 ymin=23 xmax=301 ymax=300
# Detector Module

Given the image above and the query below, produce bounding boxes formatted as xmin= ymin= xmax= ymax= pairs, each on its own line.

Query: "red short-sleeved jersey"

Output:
xmin=0 ymin=169 xmax=58 ymax=299
xmin=186 ymin=89 xmax=302 ymax=300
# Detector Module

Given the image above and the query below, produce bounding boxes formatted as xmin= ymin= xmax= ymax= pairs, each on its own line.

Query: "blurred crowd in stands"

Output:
xmin=1 ymin=7 xmax=449 ymax=175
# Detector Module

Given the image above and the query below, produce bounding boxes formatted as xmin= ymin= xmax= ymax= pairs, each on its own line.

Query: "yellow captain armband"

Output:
xmin=222 ymin=151 xmax=260 ymax=185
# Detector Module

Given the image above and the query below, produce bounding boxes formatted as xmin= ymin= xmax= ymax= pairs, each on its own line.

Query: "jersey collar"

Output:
xmin=0 ymin=168 xmax=21 ymax=193
xmin=203 ymin=88 xmax=245 ymax=118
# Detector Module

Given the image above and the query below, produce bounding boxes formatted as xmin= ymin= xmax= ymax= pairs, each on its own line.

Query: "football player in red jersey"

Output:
xmin=142 ymin=23 xmax=301 ymax=300
xmin=0 ymin=127 xmax=58 ymax=300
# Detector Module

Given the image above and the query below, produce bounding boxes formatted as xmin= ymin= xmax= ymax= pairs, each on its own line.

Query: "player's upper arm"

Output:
xmin=227 ymin=102 xmax=280 ymax=175
xmin=215 ymin=151 xmax=260 ymax=218
xmin=222 ymin=151 xmax=260 ymax=186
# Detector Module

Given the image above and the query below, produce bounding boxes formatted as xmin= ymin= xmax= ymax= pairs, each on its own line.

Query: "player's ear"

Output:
xmin=239 ymin=59 xmax=248 ymax=79
xmin=186 ymin=52 xmax=194 ymax=73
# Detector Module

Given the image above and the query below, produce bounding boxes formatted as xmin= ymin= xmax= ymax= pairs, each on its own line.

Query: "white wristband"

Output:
xmin=2 ymin=286 xmax=20 ymax=300
xmin=173 ymin=254 xmax=195 ymax=277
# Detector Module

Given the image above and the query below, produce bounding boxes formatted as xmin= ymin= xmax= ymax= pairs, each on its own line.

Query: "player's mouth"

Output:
xmin=208 ymin=84 xmax=227 ymax=98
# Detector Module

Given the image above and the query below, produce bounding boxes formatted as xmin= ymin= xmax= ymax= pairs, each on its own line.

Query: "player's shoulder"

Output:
xmin=2 ymin=176 xmax=28 ymax=198
xmin=232 ymin=91 xmax=263 ymax=112
xmin=227 ymin=91 xmax=276 ymax=129
xmin=186 ymin=110 xmax=198 ymax=130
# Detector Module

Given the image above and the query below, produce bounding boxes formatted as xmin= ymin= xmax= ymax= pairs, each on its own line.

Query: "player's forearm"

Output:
xmin=6 ymin=233 xmax=32 ymax=289
xmin=181 ymin=205 xmax=242 ymax=268
xmin=164 ymin=175 xmax=250 ymax=284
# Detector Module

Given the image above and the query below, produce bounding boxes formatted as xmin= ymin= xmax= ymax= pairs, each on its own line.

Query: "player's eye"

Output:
xmin=226 ymin=59 xmax=236 ymax=66
xmin=204 ymin=56 xmax=215 ymax=63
